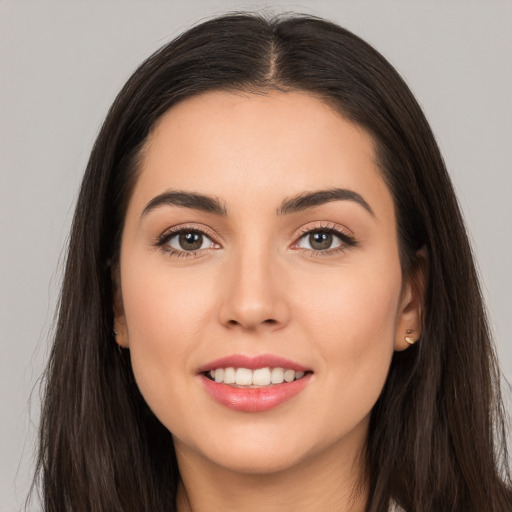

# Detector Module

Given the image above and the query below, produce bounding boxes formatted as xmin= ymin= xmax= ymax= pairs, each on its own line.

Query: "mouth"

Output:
xmin=198 ymin=354 xmax=313 ymax=412
xmin=204 ymin=367 xmax=310 ymax=387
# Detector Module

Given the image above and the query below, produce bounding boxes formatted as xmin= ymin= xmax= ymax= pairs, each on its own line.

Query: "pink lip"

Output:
xmin=197 ymin=354 xmax=310 ymax=373
xmin=197 ymin=354 xmax=313 ymax=412
xmin=200 ymin=373 xmax=312 ymax=412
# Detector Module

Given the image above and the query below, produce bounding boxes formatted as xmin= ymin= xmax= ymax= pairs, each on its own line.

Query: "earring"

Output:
xmin=404 ymin=329 xmax=416 ymax=345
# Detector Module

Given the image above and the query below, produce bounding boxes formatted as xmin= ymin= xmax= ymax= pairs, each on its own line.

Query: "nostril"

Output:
xmin=225 ymin=318 xmax=277 ymax=328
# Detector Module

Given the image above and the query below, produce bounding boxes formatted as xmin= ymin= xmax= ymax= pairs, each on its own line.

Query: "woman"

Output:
xmin=34 ymin=12 xmax=511 ymax=512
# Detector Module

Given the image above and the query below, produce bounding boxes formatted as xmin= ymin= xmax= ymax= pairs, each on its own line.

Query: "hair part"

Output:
xmin=33 ymin=11 xmax=511 ymax=512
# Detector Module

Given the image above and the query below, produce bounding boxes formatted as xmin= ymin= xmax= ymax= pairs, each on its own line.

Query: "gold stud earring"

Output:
xmin=405 ymin=329 xmax=416 ymax=345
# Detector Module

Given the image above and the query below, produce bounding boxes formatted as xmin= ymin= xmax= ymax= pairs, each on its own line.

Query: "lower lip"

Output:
xmin=200 ymin=374 xmax=312 ymax=412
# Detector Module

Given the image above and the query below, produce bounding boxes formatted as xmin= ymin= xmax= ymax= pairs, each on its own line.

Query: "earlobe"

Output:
xmin=394 ymin=246 xmax=428 ymax=352
xmin=112 ymin=266 xmax=129 ymax=349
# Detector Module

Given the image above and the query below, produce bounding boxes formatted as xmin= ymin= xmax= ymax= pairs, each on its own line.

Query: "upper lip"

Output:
xmin=197 ymin=354 xmax=311 ymax=373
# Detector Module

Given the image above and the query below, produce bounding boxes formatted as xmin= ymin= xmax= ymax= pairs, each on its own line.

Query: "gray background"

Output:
xmin=1 ymin=1 xmax=511 ymax=510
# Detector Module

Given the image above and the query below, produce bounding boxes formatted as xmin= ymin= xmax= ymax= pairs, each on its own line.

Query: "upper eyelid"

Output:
xmin=157 ymin=223 xmax=220 ymax=245
xmin=293 ymin=221 xmax=354 ymax=241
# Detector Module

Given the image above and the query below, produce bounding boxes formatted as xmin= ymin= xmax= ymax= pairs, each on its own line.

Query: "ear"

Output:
xmin=112 ymin=265 xmax=129 ymax=349
xmin=394 ymin=246 xmax=428 ymax=351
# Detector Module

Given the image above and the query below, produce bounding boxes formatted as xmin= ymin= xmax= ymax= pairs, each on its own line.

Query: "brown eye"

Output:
xmin=309 ymin=232 xmax=333 ymax=250
xmin=179 ymin=232 xmax=203 ymax=250
xmin=167 ymin=231 xmax=212 ymax=251
xmin=297 ymin=230 xmax=343 ymax=251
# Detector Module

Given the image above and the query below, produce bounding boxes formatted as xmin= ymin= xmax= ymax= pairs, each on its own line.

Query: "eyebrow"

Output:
xmin=141 ymin=187 xmax=374 ymax=218
xmin=142 ymin=191 xmax=228 ymax=217
xmin=276 ymin=188 xmax=375 ymax=217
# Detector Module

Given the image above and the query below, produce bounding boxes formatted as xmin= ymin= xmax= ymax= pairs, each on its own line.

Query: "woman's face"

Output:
xmin=115 ymin=90 xmax=421 ymax=475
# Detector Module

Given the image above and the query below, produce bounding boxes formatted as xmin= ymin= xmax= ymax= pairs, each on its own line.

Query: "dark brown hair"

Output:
xmin=33 ymin=12 xmax=511 ymax=512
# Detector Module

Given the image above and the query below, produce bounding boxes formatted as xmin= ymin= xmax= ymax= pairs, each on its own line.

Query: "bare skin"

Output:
xmin=114 ymin=90 xmax=425 ymax=512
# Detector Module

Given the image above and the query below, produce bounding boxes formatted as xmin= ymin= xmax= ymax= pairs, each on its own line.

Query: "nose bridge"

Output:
xmin=219 ymin=232 xmax=288 ymax=331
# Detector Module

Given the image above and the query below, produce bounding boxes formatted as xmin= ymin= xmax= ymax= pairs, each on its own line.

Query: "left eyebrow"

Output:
xmin=277 ymin=188 xmax=375 ymax=217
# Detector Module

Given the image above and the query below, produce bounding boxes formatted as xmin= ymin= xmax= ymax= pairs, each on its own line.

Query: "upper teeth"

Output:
xmin=209 ymin=367 xmax=305 ymax=386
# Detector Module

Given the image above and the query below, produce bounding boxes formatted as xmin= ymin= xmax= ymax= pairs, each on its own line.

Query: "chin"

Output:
xmin=201 ymin=441 xmax=313 ymax=476
xmin=174 ymin=415 xmax=367 ymax=478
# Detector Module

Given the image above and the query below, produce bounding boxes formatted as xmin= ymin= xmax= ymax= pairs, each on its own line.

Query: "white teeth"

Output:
xmin=284 ymin=369 xmax=295 ymax=383
xmin=235 ymin=368 xmax=253 ymax=386
xmin=252 ymin=367 xmax=271 ymax=386
xmin=207 ymin=367 xmax=308 ymax=386
xmin=223 ymin=367 xmax=236 ymax=384
xmin=271 ymin=367 xmax=284 ymax=384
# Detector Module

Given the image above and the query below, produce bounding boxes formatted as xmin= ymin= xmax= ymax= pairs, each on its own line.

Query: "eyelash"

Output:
xmin=295 ymin=223 xmax=357 ymax=257
xmin=155 ymin=224 xmax=219 ymax=259
xmin=155 ymin=223 xmax=358 ymax=259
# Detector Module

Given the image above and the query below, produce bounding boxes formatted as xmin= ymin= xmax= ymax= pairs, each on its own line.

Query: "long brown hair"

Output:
xmin=33 ymin=12 xmax=511 ymax=511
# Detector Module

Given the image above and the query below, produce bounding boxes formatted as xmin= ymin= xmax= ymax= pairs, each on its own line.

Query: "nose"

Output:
xmin=218 ymin=244 xmax=290 ymax=332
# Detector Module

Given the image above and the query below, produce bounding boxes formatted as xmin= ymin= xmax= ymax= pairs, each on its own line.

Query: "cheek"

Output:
xmin=296 ymin=255 xmax=401 ymax=343
xmin=119 ymin=257 xmax=215 ymax=411
xmin=122 ymin=254 xmax=214 ymax=339
xmin=293 ymin=258 xmax=401 ymax=412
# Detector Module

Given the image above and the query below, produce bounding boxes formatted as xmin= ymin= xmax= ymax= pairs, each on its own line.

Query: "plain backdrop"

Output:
xmin=1 ymin=1 xmax=511 ymax=510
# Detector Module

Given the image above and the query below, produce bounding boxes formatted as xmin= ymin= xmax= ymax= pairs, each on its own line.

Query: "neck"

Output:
xmin=175 ymin=433 xmax=369 ymax=512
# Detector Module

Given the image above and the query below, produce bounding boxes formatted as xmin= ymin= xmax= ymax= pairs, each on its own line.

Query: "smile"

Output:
xmin=206 ymin=367 xmax=307 ymax=387
xmin=199 ymin=354 xmax=313 ymax=412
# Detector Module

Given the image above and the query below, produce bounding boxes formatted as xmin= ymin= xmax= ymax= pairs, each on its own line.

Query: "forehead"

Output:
xmin=131 ymin=90 xmax=394 ymax=221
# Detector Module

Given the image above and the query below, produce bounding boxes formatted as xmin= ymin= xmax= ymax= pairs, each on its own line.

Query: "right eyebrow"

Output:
xmin=141 ymin=190 xmax=227 ymax=218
